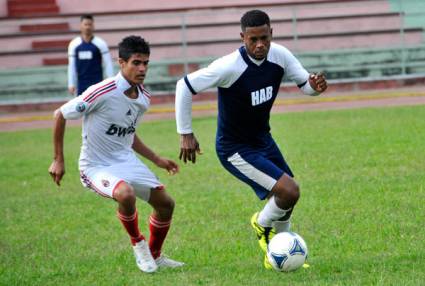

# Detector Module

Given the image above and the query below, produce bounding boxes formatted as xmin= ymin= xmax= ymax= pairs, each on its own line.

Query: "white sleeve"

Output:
xmin=102 ymin=51 xmax=114 ymax=77
xmin=270 ymin=43 xmax=321 ymax=96
xmin=175 ymin=78 xmax=193 ymax=134
xmin=175 ymin=59 xmax=227 ymax=134
xmin=280 ymin=46 xmax=310 ymax=86
xmin=299 ymin=79 xmax=320 ymax=96
xmin=67 ymin=38 xmax=78 ymax=88
xmin=175 ymin=52 xmax=245 ymax=134
xmin=60 ymin=84 xmax=105 ymax=119
xmin=93 ymin=37 xmax=114 ymax=78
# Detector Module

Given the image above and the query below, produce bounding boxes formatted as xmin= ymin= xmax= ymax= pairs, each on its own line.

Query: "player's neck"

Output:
xmin=247 ymin=54 xmax=265 ymax=66
xmin=81 ymin=34 xmax=93 ymax=42
xmin=124 ymin=85 xmax=139 ymax=99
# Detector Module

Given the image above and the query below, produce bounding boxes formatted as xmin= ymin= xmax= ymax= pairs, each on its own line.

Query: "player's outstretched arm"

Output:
xmin=179 ymin=133 xmax=202 ymax=164
xmin=308 ymin=72 xmax=327 ymax=93
xmin=48 ymin=109 xmax=66 ymax=186
xmin=132 ymin=134 xmax=179 ymax=175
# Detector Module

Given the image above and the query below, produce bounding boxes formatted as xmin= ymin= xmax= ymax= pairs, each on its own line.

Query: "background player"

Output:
xmin=49 ymin=35 xmax=184 ymax=273
xmin=68 ymin=14 xmax=114 ymax=96
xmin=175 ymin=10 xmax=327 ymax=268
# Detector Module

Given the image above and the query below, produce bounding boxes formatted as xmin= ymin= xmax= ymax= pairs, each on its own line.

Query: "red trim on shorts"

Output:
xmin=112 ymin=180 xmax=125 ymax=199
xmin=154 ymin=185 xmax=165 ymax=191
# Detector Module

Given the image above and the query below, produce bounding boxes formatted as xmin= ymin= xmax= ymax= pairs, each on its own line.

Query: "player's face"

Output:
xmin=240 ymin=24 xmax=272 ymax=60
xmin=119 ymin=53 xmax=150 ymax=85
xmin=80 ymin=19 xmax=94 ymax=36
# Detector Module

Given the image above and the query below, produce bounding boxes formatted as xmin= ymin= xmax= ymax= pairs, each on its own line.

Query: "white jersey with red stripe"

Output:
xmin=60 ymin=72 xmax=152 ymax=170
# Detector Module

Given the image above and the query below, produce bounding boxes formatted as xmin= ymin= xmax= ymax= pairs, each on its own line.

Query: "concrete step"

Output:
xmin=8 ymin=3 xmax=59 ymax=17
xmin=20 ymin=22 xmax=69 ymax=33
xmin=31 ymin=39 xmax=69 ymax=50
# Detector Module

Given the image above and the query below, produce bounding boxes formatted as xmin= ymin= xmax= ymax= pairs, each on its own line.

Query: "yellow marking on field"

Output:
xmin=1 ymin=90 xmax=424 ymax=124
xmin=0 ymin=114 xmax=53 ymax=123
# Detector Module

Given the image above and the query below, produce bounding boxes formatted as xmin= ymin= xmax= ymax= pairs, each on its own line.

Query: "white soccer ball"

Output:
xmin=266 ymin=232 xmax=308 ymax=272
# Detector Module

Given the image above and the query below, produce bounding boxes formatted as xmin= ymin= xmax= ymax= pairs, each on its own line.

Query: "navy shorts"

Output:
xmin=216 ymin=135 xmax=294 ymax=200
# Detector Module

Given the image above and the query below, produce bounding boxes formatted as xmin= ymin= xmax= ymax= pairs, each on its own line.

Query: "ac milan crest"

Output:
xmin=101 ymin=179 xmax=110 ymax=187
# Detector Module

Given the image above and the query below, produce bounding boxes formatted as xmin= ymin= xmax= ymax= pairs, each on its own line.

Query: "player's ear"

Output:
xmin=118 ymin=58 xmax=125 ymax=68
xmin=240 ymin=32 xmax=245 ymax=42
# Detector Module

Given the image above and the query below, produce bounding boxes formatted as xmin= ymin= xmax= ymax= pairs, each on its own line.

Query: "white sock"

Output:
xmin=257 ymin=196 xmax=289 ymax=227
xmin=273 ymin=220 xmax=291 ymax=233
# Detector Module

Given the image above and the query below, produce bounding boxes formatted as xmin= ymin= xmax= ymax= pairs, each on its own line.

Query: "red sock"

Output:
xmin=117 ymin=210 xmax=145 ymax=245
xmin=148 ymin=215 xmax=171 ymax=259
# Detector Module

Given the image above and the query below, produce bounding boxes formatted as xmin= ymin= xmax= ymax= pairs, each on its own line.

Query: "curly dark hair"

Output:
xmin=240 ymin=10 xmax=270 ymax=31
xmin=118 ymin=35 xmax=150 ymax=61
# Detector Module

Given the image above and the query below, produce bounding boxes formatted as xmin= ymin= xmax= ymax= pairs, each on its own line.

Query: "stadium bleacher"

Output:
xmin=0 ymin=0 xmax=424 ymax=104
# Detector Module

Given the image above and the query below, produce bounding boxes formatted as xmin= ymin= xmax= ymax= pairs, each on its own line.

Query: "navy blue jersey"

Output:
xmin=216 ymin=46 xmax=284 ymax=146
xmin=176 ymin=42 xmax=313 ymax=147
xmin=175 ymin=42 xmax=320 ymax=198
xmin=68 ymin=36 xmax=114 ymax=95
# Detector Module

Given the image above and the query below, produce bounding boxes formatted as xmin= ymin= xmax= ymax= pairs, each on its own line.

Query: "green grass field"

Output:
xmin=1 ymin=105 xmax=424 ymax=285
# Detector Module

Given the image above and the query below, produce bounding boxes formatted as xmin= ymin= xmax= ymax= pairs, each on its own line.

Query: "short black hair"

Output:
xmin=80 ymin=14 xmax=94 ymax=22
xmin=240 ymin=10 xmax=270 ymax=31
xmin=118 ymin=35 xmax=150 ymax=61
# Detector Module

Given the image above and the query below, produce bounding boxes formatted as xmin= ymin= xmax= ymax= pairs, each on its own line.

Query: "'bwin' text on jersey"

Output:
xmin=251 ymin=86 xmax=273 ymax=106
xmin=106 ymin=123 xmax=136 ymax=137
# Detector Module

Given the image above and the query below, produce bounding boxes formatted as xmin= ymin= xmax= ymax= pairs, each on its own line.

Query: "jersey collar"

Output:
xmin=239 ymin=46 xmax=266 ymax=67
xmin=115 ymin=72 xmax=132 ymax=93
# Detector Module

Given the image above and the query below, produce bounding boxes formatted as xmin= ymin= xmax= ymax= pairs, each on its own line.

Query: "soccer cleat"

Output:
xmin=155 ymin=255 xmax=185 ymax=268
xmin=250 ymin=212 xmax=276 ymax=253
xmin=264 ymin=254 xmax=273 ymax=270
xmin=302 ymin=263 xmax=310 ymax=269
xmin=133 ymin=240 xmax=158 ymax=273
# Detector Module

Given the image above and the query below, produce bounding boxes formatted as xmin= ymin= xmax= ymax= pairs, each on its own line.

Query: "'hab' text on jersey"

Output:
xmin=251 ymin=86 xmax=273 ymax=106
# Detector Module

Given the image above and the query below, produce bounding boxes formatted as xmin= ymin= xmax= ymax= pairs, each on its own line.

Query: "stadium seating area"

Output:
xmin=0 ymin=0 xmax=424 ymax=104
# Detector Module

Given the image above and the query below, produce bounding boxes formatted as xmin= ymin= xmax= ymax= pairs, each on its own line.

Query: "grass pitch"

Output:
xmin=0 ymin=105 xmax=424 ymax=285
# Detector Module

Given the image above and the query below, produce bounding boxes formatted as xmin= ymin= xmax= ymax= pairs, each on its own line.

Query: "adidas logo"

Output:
xmin=126 ymin=109 xmax=132 ymax=116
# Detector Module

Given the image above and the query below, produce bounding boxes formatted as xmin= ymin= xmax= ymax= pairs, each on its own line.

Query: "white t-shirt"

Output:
xmin=60 ymin=72 xmax=152 ymax=170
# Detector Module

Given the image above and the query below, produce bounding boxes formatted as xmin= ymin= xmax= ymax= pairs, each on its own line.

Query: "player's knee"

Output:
xmin=114 ymin=183 xmax=136 ymax=205
xmin=160 ymin=194 xmax=175 ymax=213
xmin=274 ymin=179 xmax=300 ymax=205
xmin=285 ymin=182 xmax=300 ymax=204
xmin=149 ymin=187 xmax=175 ymax=216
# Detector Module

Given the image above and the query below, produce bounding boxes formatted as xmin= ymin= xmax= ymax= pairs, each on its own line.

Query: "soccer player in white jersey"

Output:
xmin=175 ymin=10 xmax=327 ymax=269
xmin=68 ymin=14 xmax=114 ymax=96
xmin=49 ymin=35 xmax=184 ymax=273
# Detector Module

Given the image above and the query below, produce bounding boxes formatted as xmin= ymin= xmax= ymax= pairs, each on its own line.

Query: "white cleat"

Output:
xmin=155 ymin=255 xmax=185 ymax=269
xmin=133 ymin=240 xmax=158 ymax=273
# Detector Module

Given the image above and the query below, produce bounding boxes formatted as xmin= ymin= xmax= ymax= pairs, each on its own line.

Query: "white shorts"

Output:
xmin=79 ymin=156 xmax=163 ymax=202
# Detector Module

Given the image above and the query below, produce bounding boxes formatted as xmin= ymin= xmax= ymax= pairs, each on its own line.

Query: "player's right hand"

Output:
xmin=48 ymin=160 xmax=65 ymax=186
xmin=179 ymin=133 xmax=202 ymax=164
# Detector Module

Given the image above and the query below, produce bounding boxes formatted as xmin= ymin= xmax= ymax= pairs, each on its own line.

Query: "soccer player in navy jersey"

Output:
xmin=68 ymin=14 xmax=114 ymax=96
xmin=175 ymin=10 xmax=327 ymax=269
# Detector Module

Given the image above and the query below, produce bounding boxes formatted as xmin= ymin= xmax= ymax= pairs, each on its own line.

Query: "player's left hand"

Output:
xmin=309 ymin=72 xmax=327 ymax=92
xmin=155 ymin=157 xmax=179 ymax=175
